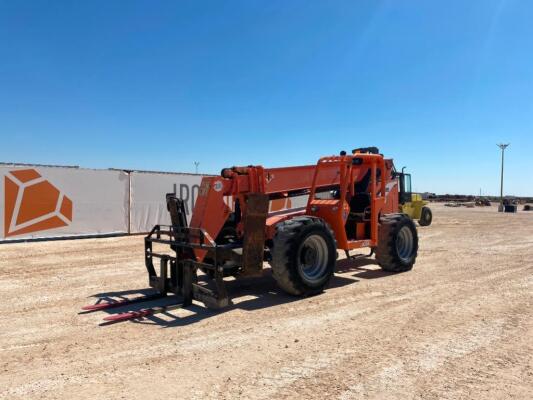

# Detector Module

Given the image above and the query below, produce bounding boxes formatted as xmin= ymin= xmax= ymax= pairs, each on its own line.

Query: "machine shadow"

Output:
xmin=88 ymin=268 xmax=357 ymax=328
xmin=82 ymin=287 xmax=156 ymax=305
xmin=335 ymin=256 xmax=392 ymax=280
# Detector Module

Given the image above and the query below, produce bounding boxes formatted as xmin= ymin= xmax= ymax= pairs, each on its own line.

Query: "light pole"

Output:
xmin=497 ymin=143 xmax=509 ymax=212
xmin=194 ymin=161 xmax=200 ymax=174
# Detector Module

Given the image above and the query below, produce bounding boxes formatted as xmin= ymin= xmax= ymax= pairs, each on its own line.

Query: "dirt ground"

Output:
xmin=1 ymin=204 xmax=532 ymax=399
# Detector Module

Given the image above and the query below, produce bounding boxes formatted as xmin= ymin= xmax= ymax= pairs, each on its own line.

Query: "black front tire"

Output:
xmin=418 ymin=206 xmax=432 ymax=226
xmin=269 ymin=216 xmax=337 ymax=296
xmin=376 ymin=214 xmax=418 ymax=273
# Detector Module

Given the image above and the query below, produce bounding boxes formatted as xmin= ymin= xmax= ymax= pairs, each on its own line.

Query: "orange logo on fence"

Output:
xmin=4 ymin=169 xmax=72 ymax=237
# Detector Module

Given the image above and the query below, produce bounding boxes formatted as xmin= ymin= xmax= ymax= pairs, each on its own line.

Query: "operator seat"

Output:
xmin=349 ymin=193 xmax=371 ymax=213
xmin=349 ymin=170 xmax=371 ymax=215
xmin=348 ymin=169 xmax=382 ymax=221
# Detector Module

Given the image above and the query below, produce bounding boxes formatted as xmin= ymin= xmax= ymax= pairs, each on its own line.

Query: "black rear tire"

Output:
xmin=418 ymin=206 xmax=432 ymax=226
xmin=269 ymin=216 xmax=337 ymax=296
xmin=376 ymin=214 xmax=418 ymax=272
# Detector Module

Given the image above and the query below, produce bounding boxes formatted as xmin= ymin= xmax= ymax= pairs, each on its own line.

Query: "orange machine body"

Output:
xmin=190 ymin=152 xmax=399 ymax=261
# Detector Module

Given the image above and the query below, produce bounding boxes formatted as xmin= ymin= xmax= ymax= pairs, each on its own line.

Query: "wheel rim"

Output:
xmin=396 ymin=226 xmax=414 ymax=262
xmin=297 ymin=234 xmax=329 ymax=284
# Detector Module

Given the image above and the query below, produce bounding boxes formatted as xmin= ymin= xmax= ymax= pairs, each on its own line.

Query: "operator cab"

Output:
xmin=395 ymin=170 xmax=412 ymax=205
xmin=342 ymin=148 xmax=382 ymax=240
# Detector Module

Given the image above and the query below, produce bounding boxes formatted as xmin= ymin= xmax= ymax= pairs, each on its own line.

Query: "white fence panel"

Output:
xmin=0 ymin=166 xmax=129 ymax=241
xmin=129 ymin=172 xmax=203 ymax=233
xmin=0 ymin=165 xmax=314 ymax=242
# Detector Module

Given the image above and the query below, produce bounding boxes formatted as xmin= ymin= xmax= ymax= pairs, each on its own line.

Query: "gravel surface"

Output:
xmin=1 ymin=204 xmax=532 ymax=399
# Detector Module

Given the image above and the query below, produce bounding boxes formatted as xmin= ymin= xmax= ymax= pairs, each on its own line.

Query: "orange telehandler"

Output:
xmin=83 ymin=147 xmax=418 ymax=322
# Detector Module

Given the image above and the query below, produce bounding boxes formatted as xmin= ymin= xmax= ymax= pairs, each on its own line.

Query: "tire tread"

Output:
xmin=270 ymin=216 xmax=336 ymax=295
xmin=376 ymin=214 xmax=418 ymax=273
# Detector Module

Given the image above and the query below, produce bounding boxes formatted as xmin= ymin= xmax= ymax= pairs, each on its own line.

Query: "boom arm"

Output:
xmin=190 ymin=155 xmax=396 ymax=257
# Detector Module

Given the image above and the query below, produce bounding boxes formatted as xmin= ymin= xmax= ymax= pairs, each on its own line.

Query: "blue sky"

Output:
xmin=0 ymin=1 xmax=531 ymax=195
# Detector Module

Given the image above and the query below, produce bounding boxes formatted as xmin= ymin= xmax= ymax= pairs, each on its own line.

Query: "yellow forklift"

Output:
xmin=396 ymin=168 xmax=432 ymax=226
